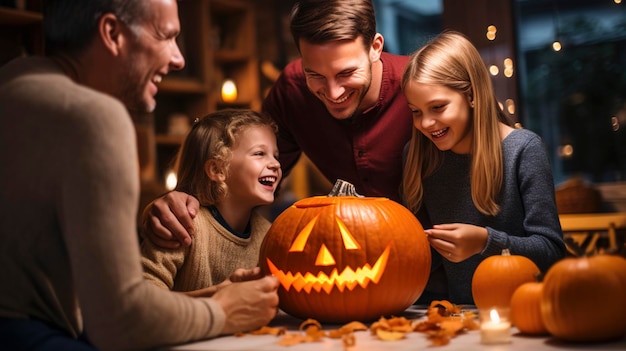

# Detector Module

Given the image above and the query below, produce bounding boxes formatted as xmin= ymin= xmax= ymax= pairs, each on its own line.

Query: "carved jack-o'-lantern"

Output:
xmin=259 ymin=180 xmax=431 ymax=323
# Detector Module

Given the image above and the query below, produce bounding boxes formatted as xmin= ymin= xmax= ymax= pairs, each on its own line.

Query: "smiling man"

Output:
xmin=0 ymin=1 xmax=278 ymax=350
xmin=269 ymin=0 xmax=411 ymax=201
xmin=142 ymin=0 xmax=414 ymax=248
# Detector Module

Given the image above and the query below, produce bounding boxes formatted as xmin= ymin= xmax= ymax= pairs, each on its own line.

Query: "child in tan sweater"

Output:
xmin=141 ymin=109 xmax=283 ymax=296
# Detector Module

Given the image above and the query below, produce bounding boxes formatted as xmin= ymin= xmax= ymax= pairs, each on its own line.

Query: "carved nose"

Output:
xmin=315 ymin=244 xmax=336 ymax=266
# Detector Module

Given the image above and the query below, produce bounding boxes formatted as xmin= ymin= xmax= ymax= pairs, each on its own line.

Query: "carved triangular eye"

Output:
xmin=336 ymin=217 xmax=360 ymax=250
xmin=289 ymin=215 xmax=319 ymax=252
xmin=288 ymin=214 xmax=362 ymax=253
xmin=315 ymin=244 xmax=336 ymax=266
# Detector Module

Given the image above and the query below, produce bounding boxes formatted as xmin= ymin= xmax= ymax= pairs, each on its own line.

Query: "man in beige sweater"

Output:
xmin=0 ymin=1 xmax=278 ymax=350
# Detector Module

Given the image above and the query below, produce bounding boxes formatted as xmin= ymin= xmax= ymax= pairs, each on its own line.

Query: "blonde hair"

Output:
xmin=401 ymin=31 xmax=512 ymax=216
xmin=173 ymin=109 xmax=277 ymax=206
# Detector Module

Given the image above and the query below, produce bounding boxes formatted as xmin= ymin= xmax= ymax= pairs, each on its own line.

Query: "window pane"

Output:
xmin=373 ymin=0 xmax=443 ymax=55
xmin=515 ymin=0 xmax=626 ymax=183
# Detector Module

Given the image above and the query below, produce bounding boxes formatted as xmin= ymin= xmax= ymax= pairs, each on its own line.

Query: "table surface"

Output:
xmin=162 ymin=306 xmax=626 ymax=351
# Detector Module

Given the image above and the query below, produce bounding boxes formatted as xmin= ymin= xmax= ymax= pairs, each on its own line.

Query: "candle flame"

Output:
xmin=489 ymin=309 xmax=500 ymax=323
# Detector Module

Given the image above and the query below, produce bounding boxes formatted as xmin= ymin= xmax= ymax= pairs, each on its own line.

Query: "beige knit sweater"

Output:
xmin=0 ymin=57 xmax=226 ymax=351
xmin=141 ymin=207 xmax=270 ymax=291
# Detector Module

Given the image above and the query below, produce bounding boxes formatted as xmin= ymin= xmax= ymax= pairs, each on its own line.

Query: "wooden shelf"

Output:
xmin=216 ymin=100 xmax=255 ymax=109
xmin=207 ymin=0 xmax=260 ymax=112
xmin=146 ymin=0 xmax=261 ymax=190
xmin=214 ymin=50 xmax=251 ymax=63
xmin=155 ymin=134 xmax=185 ymax=146
xmin=0 ymin=7 xmax=42 ymax=25
xmin=158 ymin=77 xmax=206 ymax=94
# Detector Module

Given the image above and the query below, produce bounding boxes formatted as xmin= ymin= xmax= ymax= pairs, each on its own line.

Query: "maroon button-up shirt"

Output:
xmin=262 ymin=52 xmax=413 ymax=203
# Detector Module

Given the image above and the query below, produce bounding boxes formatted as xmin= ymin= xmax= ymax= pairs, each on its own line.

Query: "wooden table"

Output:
xmin=161 ymin=307 xmax=626 ymax=351
xmin=559 ymin=212 xmax=626 ymax=255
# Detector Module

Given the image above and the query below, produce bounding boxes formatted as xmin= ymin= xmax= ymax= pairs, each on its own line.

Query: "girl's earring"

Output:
xmin=470 ymin=101 xmax=475 ymax=108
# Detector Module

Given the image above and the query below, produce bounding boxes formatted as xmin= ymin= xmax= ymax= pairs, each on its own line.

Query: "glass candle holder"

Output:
xmin=479 ymin=307 xmax=511 ymax=344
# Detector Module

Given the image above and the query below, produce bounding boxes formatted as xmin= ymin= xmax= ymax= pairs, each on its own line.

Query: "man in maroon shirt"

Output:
xmin=143 ymin=0 xmax=413 ymax=248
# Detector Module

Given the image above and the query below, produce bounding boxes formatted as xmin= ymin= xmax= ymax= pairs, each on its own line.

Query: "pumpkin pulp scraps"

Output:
xmin=237 ymin=300 xmax=479 ymax=347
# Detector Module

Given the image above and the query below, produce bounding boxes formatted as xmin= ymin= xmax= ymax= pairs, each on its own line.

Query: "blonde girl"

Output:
xmin=401 ymin=31 xmax=565 ymax=304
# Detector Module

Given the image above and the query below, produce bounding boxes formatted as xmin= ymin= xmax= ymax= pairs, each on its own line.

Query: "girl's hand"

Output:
xmin=228 ymin=267 xmax=263 ymax=283
xmin=215 ymin=267 xmax=264 ymax=291
xmin=182 ymin=267 xmax=264 ymax=298
xmin=425 ymin=223 xmax=488 ymax=262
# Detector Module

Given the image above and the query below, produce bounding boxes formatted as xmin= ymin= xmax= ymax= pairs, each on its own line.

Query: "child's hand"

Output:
xmin=184 ymin=267 xmax=266 ymax=298
xmin=228 ymin=267 xmax=263 ymax=283
xmin=425 ymin=223 xmax=488 ymax=262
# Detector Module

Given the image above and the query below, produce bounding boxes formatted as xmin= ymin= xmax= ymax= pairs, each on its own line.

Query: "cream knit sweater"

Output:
xmin=141 ymin=207 xmax=270 ymax=291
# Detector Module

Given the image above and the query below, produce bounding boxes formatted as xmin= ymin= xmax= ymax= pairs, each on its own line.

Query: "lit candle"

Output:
xmin=480 ymin=308 xmax=511 ymax=344
xmin=221 ymin=79 xmax=237 ymax=102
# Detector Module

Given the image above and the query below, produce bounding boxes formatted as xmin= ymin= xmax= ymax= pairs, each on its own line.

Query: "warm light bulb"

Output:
xmin=506 ymin=99 xmax=515 ymax=115
xmin=552 ymin=41 xmax=562 ymax=51
xmin=558 ymin=144 xmax=574 ymax=158
xmin=221 ymin=79 xmax=238 ymax=102
xmin=486 ymin=25 xmax=497 ymax=40
xmin=489 ymin=65 xmax=499 ymax=76
xmin=165 ymin=170 xmax=177 ymax=191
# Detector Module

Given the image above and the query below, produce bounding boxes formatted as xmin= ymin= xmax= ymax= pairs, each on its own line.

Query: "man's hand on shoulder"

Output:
xmin=141 ymin=191 xmax=199 ymax=248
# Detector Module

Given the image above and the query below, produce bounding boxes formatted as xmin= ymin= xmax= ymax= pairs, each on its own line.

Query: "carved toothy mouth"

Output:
xmin=265 ymin=244 xmax=391 ymax=294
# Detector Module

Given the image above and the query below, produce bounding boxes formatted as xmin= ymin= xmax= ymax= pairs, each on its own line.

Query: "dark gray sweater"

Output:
xmin=415 ymin=128 xmax=566 ymax=304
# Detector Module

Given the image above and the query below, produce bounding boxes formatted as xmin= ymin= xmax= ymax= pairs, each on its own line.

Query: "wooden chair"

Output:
xmin=559 ymin=212 xmax=626 ymax=256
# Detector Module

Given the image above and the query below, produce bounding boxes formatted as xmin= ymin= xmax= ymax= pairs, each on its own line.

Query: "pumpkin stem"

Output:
xmin=501 ymin=248 xmax=511 ymax=256
xmin=328 ymin=179 xmax=363 ymax=197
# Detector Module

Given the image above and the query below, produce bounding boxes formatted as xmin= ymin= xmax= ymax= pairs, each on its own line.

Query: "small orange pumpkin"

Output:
xmin=540 ymin=254 xmax=626 ymax=342
xmin=258 ymin=180 xmax=431 ymax=323
xmin=472 ymin=249 xmax=540 ymax=309
xmin=510 ymin=281 xmax=548 ymax=335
